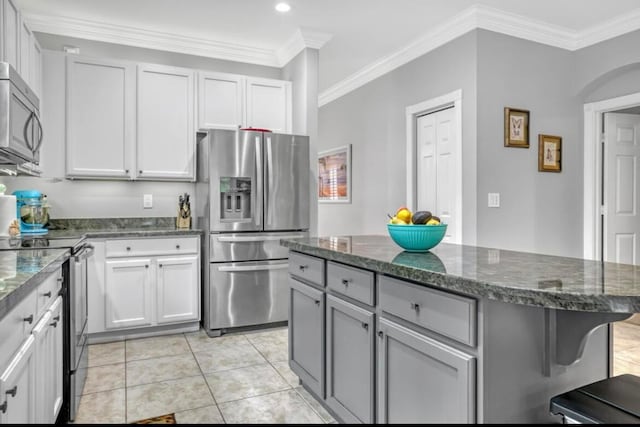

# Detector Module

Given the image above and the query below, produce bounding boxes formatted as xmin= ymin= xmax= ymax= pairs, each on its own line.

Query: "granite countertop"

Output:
xmin=280 ymin=235 xmax=640 ymax=313
xmin=45 ymin=227 xmax=203 ymax=240
xmin=0 ymin=248 xmax=70 ymax=321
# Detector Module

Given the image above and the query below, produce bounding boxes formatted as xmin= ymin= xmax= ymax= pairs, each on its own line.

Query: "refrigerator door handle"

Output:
xmin=255 ymin=135 xmax=263 ymax=228
xmin=216 ymin=234 xmax=305 ymax=243
xmin=217 ymin=263 xmax=289 ymax=273
xmin=265 ymin=134 xmax=273 ymax=227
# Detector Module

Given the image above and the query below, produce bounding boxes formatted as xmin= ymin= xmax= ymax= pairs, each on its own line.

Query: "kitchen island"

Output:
xmin=280 ymin=235 xmax=640 ymax=424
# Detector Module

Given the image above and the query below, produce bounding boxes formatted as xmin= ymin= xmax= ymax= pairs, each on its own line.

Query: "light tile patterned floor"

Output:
xmin=76 ymin=321 xmax=640 ymax=424
xmin=613 ymin=320 xmax=640 ymax=377
xmin=74 ymin=326 xmax=335 ymax=424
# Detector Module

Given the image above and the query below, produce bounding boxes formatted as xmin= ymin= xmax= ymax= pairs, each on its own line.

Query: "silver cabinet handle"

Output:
xmin=378 ymin=331 xmax=384 ymax=338
xmin=362 ymin=322 xmax=368 ymax=330
xmin=159 ymin=264 xmax=163 ymax=268
xmin=218 ymin=263 xmax=288 ymax=273
xmin=125 ymin=169 xmax=130 ymax=174
xmin=49 ymin=321 xmax=58 ymax=328
xmin=145 ymin=265 xmax=149 ymax=268
xmin=176 ymin=244 xmax=180 ymax=249
xmin=23 ymin=315 xmax=33 ymax=324
xmin=139 ymin=170 xmax=143 ymax=174
xmin=298 ymin=265 xmax=308 ymax=271
xmin=42 ymin=291 xmax=52 ymax=297
xmin=57 ymin=277 xmax=63 ymax=283
xmin=314 ymin=300 xmax=320 ymax=306
xmin=410 ymin=302 xmax=420 ymax=313
xmin=341 ymin=279 xmax=350 ymax=286
xmin=126 ymin=247 xmax=131 ymax=251
xmin=0 ymin=400 xmax=6 ymax=413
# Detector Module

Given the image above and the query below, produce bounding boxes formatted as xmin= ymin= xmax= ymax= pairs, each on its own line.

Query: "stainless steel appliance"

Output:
xmin=196 ymin=128 xmax=310 ymax=336
xmin=0 ymin=235 xmax=92 ymax=422
xmin=0 ymin=62 xmax=42 ymax=176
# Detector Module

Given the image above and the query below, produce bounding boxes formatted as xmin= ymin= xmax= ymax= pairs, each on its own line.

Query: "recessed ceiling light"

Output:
xmin=275 ymin=2 xmax=291 ymax=13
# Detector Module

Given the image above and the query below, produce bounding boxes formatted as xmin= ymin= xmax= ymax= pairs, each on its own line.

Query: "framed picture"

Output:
xmin=318 ymin=144 xmax=351 ymax=203
xmin=538 ymin=134 xmax=562 ymax=172
xmin=504 ymin=107 xmax=530 ymax=148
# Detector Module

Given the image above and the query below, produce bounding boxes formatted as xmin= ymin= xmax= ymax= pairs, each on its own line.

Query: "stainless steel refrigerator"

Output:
xmin=196 ymin=128 xmax=309 ymax=336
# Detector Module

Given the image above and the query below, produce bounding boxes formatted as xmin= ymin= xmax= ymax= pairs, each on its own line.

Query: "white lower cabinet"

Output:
xmin=156 ymin=255 xmax=199 ymax=324
xmin=0 ymin=335 xmax=36 ymax=424
xmin=105 ymin=258 xmax=154 ymax=330
xmin=0 ymin=267 xmax=63 ymax=425
xmin=90 ymin=236 xmax=201 ymax=335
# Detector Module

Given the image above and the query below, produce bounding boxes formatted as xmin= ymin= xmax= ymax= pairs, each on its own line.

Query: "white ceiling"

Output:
xmin=14 ymin=0 xmax=640 ymax=96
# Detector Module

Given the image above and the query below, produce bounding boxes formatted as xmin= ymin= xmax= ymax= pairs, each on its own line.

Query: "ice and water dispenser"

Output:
xmin=219 ymin=177 xmax=251 ymax=221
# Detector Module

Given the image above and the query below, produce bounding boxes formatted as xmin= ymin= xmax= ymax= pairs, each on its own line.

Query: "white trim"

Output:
xmin=319 ymin=5 xmax=640 ymax=107
xmin=583 ymin=92 xmax=640 ymax=260
xmin=406 ymin=89 xmax=463 ymax=244
xmin=24 ymin=12 xmax=330 ymax=68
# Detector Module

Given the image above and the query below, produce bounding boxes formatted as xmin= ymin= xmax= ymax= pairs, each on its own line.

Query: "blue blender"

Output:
xmin=13 ymin=190 xmax=49 ymax=235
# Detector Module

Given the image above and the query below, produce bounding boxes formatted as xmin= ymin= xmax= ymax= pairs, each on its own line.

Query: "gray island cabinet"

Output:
xmin=281 ymin=235 xmax=640 ymax=424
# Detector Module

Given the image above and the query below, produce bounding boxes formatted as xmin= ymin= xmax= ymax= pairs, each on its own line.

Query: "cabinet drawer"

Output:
xmin=378 ymin=275 xmax=476 ymax=347
xmin=105 ymin=236 xmax=198 ymax=257
xmin=327 ymin=261 xmax=375 ymax=306
xmin=0 ymin=289 xmax=37 ymax=367
xmin=35 ymin=269 xmax=63 ymax=320
xmin=288 ymin=251 xmax=324 ymax=287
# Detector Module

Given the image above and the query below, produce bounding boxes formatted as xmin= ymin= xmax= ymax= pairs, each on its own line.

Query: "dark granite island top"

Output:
xmin=280 ymin=235 xmax=640 ymax=313
xmin=0 ymin=248 xmax=70 ymax=321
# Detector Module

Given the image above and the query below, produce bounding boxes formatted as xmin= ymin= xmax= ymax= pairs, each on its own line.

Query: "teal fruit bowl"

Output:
xmin=387 ymin=223 xmax=447 ymax=252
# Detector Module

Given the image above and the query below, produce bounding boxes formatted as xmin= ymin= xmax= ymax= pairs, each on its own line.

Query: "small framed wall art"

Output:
xmin=504 ymin=107 xmax=530 ymax=148
xmin=538 ymin=134 xmax=562 ymax=172
xmin=318 ymin=144 xmax=351 ymax=203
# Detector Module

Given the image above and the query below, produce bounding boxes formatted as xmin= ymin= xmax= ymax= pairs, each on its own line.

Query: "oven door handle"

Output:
xmin=217 ymin=263 xmax=288 ymax=273
xmin=74 ymin=244 xmax=95 ymax=261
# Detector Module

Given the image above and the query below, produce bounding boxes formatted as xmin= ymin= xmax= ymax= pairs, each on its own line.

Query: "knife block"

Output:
xmin=176 ymin=211 xmax=191 ymax=229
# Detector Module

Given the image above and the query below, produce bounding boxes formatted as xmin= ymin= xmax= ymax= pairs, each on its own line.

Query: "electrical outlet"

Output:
xmin=143 ymin=194 xmax=153 ymax=209
xmin=488 ymin=193 xmax=500 ymax=208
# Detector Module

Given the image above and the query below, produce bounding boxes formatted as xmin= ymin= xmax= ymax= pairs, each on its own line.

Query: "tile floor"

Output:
xmin=76 ymin=321 xmax=640 ymax=424
xmin=75 ymin=326 xmax=335 ymax=424
xmin=613 ymin=320 xmax=640 ymax=377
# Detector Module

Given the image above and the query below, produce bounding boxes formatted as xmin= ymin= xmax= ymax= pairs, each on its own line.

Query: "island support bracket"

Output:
xmin=543 ymin=308 xmax=632 ymax=376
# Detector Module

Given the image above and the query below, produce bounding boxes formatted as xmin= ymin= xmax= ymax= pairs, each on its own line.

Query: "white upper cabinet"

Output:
xmin=198 ymin=71 xmax=244 ymax=130
xmin=198 ymin=73 xmax=292 ymax=133
xmin=18 ymin=16 xmax=30 ymax=79
xmin=246 ymin=77 xmax=291 ymax=133
xmin=29 ymin=34 xmax=41 ymax=99
xmin=66 ymin=56 xmax=135 ymax=178
xmin=0 ymin=0 xmax=20 ymax=72
xmin=136 ymin=63 xmax=195 ymax=180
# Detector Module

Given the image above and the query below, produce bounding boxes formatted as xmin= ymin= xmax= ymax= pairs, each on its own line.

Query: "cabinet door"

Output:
xmin=289 ymin=278 xmax=324 ymax=398
xmin=137 ymin=63 xmax=195 ymax=180
xmin=1 ymin=0 xmax=20 ymax=71
xmin=246 ymin=77 xmax=291 ymax=133
xmin=105 ymin=258 xmax=153 ymax=330
xmin=197 ymin=71 xmax=244 ymax=130
xmin=87 ymin=241 xmax=106 ymax=334
xmin=326 ymin=295 xmax=375 ymax=424
xmin=377 ymin=318 xmax=475 ymax=424
xmin=30 ymin=35 xmax=41 ymax=99
xmin=48 ymin=297 xmax=64 ymax=422
xmin=156 ymin=255 xmax=199 ymax=324
xmin=18 ymin=16 xmax=30 ymax=83
xmin=0 ymin=335 xmax=36 ymax=424
xmin=32 ymin=310 xmax=51 ymax=424
xmin=66 ymin=56 xmax=135 ymax=178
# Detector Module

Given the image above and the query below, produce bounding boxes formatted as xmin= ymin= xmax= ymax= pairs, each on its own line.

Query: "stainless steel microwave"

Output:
xmin=0 ymin=62 xmax=42 ymax=170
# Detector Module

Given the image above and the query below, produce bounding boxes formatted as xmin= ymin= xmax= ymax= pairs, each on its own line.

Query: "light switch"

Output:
xmin=488 ymin=193 xmax=500 ymax=208
xmin=143 ymin=194 xmax=153 ymax=209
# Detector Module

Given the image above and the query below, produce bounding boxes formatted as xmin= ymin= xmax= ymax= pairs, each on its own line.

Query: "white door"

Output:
xmin=31 ymin=310 xmax=51 ymax=424
xmin=137 ymin=63 xmax=195 ymax=180
xmin=66 ymin=56 xmax=135 ymax=178
xmin=416 ymin=107 xmax=458 ymax=243
xmin=18 ymin=17 xmax=31 ymax=83
xmin=604 ymin=112 xmax=640 ymax=265
xmin=0 ymin=335 xmax=36 ymax=424
xmin=48 ymin=297 xmax=64 ymax=422
xmin=198 ymin=71 xmax=245 ymax=130
xmin=246 ymin=77 xmax=292 ymax=133
xmin=105 ymin=258 xmax=153 ymax=330
xmin=156 ymin=255 xmax=199 ymax=324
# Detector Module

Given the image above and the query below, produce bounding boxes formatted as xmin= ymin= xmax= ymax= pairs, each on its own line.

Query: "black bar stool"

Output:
xmin=550 ymin=374 xmax=640 ymax=423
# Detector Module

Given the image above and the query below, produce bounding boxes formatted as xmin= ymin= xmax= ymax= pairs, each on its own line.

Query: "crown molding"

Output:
xmin=24 ymin=12 xmax=282 ymax=67
xmin=277 ymin=28 xmax=332 ymax=66
xmin=319 ymin=4 xmax=640 ymax=107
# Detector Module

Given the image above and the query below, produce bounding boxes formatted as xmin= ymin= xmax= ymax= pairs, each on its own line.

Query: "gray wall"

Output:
xmin=475 ymin=30 xmax=580 ymax=257
xmin=282 ymin=48 xmax=320 ymax=235
xmin=317 ymin=32 xmax=478 ymax=241
xmin=4 ymin=33 xmax=283 ymax=219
